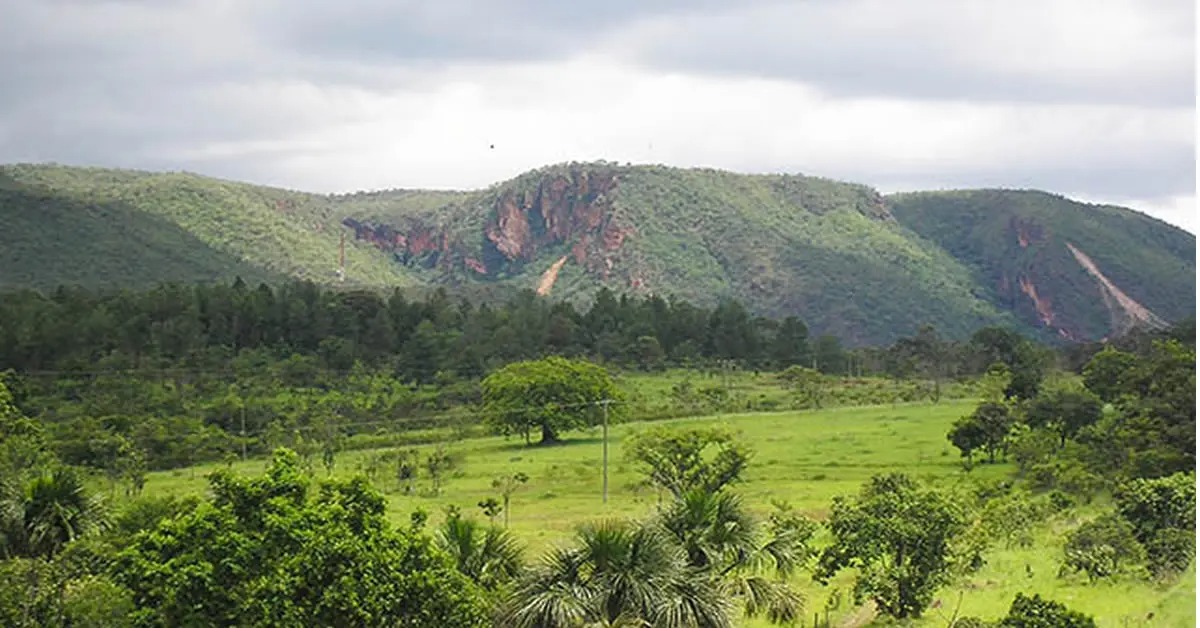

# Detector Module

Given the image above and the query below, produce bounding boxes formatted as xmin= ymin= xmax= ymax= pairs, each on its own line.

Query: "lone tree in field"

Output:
xmin=481 ymin=356 xmax=620 ymax=445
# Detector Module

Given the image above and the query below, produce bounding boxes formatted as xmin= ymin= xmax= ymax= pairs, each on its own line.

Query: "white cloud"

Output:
xmin=159 ymin=55 xmax=1191 ymax=229
xmin=0 ymin=0 xmax=1192 ymax=234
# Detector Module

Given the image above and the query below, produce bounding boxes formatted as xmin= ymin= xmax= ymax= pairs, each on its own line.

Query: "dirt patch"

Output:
xmin=536 ymin=256 xmax=569 ymax=296
xmin=1066 ymin=242 xmax=1167 ymax=332
xmin=1018 ymin=275 xmax=1056 ymax=327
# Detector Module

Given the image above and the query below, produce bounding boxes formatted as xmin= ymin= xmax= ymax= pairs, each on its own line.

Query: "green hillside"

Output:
xmin=1 ymin=162 xmax=1193 ymax=344
xmin=0 ymin=164 xmax=421 ymax=290
xmin=0 ymin=171 xmax=279 ymax=290
xmin=888 ymin=189 xmax=1196 ymax=341
xmin=337 ymin=163 xmax=1022 ymax=343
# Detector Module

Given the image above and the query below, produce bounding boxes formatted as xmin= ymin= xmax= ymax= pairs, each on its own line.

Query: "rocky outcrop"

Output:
xmin=481 ymin=168 xmax=622 ymax=268
xmin=341 ymin=217 xmax=455 ymax=268
xmin=344 ymin=165 xmax=634 ymax=283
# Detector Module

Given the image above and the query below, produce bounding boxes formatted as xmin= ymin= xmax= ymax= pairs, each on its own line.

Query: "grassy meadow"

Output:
xmin=134 ymin=394 xmax=1195 ymax=627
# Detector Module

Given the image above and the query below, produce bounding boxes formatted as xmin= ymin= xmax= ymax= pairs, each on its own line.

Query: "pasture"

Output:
xmin=138 ymin=399 xmax=1194 ymax=627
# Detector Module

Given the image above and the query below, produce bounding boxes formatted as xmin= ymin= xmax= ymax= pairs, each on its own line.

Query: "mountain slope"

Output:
xmin=1 ymin=162 xmax=1192 ymax=345
xmin=887 ymin=189 xmax=1195 ymax=341
xmin=338 ymin=162 xmax=1014 ymax=343
xmin=0 ymin=164 xmax=422 ymax=289
xmin=0 ymin=171 xmax=279 ymax=290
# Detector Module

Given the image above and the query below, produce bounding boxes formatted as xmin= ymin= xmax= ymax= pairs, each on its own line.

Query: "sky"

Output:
xmin=0 ymin=0 xmax=1195 ymax=232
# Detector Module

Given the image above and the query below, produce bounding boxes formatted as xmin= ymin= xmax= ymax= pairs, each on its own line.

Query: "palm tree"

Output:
xmin=436 ymin=510 xmax=524 ymax=590
xmin=657 ymin=490 xmax=810 ymax=625
xmin=502 ymin=519 xmax=733 ymax=628
xmin=1 ymin=468 xmax=106 ymax=559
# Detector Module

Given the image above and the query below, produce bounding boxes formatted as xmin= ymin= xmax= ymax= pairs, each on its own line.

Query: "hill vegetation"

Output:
xmin=0 ymin=164 xmax=421 ymax=290
xmin=1 ymin=162 xmax=1193 ymax=344
xmin=888 ymin=189 xmax=1195 ymax=341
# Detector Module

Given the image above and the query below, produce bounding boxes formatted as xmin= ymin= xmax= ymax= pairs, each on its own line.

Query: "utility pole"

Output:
xmin=601 ymin=399 xmax=610 ymax=504
xmin=240 ymin=404 xmax=247 ymax=461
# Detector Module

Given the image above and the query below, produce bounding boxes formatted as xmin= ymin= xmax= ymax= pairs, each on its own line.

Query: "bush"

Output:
xmin=998 ymin=592 xmax=1095 ymax=627
xmin=1061 ymin=514 xmax=1146 ymax=582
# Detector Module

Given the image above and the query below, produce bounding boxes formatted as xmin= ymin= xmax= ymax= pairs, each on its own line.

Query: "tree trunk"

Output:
xmin=539 ymin=423 xmax=558 ymax=445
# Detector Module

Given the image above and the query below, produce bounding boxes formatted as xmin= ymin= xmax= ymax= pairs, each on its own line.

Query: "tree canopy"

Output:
xmin=481 ymin=356 xmax=620 ymax=445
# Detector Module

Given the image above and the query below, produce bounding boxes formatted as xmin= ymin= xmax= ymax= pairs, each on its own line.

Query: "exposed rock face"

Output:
xmin=343 ymin=166 xmax=632 ymax=283
xmin=341 ymin=217 xmax=453 ymax=268
xmin=481 ymin=169 xmax=621 ymax=269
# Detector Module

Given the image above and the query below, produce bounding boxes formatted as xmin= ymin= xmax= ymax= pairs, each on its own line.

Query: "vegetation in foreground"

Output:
xmin=0 ymin=278 xmax=1193 ymax=626
xmin=2 ymin=329 xmax=1193 ymax=625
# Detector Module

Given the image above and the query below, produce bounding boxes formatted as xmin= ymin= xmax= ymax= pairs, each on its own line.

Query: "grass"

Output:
xmin=135 ymin=399 xmax=1194 ymax=627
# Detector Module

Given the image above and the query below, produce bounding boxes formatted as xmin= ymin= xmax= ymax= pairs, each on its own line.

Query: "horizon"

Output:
xmin=0 ymin=0 xmax=1193 ymax=233
xmin=6 ymin=157 xmax=1194 ymax=233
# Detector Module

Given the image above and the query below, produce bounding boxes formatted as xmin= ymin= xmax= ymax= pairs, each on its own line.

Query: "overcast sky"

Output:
xmin=1 ymin=0 xmax=1195 ymax=231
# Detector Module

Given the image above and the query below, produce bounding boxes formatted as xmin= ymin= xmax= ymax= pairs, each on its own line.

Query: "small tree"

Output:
xmin=816 ymin=474 xmax=966 ymax=619
xmin=999 ymin=593 xmax=1096 ymax=627
xmin=978 ymin=363 xmax=1011 ymax=404
xmin=1082 ymin=346 xmax=1137 ymax=403
xmin=477 ymin=498 xmax=502 ymax=524
xmin=1114 ymin=472 xmax=1196 ymax=575
xmin=491 ymin=472 xmax=529 ymax=528
xmin=393 ymin=448 xmax=419 ymax=495
xmin=949 ymin=402 xmax=1014 ymax=464
xmin=425 ymin=445 xmax=455 ymax=495
xmin=1061 ymin=514 xmax=1145 ymax=582
xmin=624 ymin=426 xmax=751 ymax=497
xmin=948 ymin=416 xmax=987 ymax=463
xmin=1025 ymin=388 xmax=1102 ymax=447
xmin=481 ymin=357 xmax=621 ymax=445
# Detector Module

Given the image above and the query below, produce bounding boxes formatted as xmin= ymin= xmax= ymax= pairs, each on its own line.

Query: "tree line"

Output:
xmin=1 ymin=278 xmax=1098 ymax=380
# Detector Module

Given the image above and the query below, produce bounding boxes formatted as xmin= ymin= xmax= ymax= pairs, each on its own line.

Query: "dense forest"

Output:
xmin=0 ymin=279 xmax=1194 ymax=626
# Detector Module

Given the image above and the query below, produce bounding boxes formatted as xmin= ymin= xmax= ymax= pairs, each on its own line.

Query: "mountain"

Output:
xmin=0 ymin=164 xmax=421 ymax=290
xmin=0 ymin=162 xmax=1193 ymax=344
xmin=887 ymin=190 xmax=1195 ymax=342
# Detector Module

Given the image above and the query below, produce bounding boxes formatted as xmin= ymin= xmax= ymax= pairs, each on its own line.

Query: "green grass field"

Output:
xmin=137 ymin=400 xmax=1195 ymax=627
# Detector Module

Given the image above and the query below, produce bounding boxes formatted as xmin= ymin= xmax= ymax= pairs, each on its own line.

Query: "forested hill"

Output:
xmin=1 ymin=162 xmax=1193 ymax=344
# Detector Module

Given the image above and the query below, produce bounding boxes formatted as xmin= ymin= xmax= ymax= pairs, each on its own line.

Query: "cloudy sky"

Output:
xmin=1 ymin=0 xmax=1195 ymax=231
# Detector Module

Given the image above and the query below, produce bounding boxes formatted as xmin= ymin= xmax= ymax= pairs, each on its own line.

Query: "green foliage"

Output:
xmin=1082 ymin=346 xmax=1138 ymax=403
xmin=0 ymin=557 xmax=135 ymax=628
xmin=890 ymin=189 xmax=1195 ymax=341
xmin=501 ymin=519 xmax=733 ymax=628
xmin=1075 ymin=340 xmax=1195 ymax=479
xmin=979 ymin=491 xmax=1051 ymax=549
xmin=624 ymin=426 xmax=751 ymax=497
xmin=481 ymin=356 xmax=620 ymax=445
xmin=435 ymin=508 xmax=524 ymax=591
xmin=2 ymin=468 xmax=107 ymax=560
xmin=1114 ymin=472 xmax=1196 ymax=575
xmin=113 ymin=449 xmax=489 ymax=627
xmin=997 ymin=592 xmax=1096 ymax=627
xmin=1061 ymin=514 xmax=1146 ymax=582
xmin=778 ymin=366 xmax=825 ymax=408
xmin=949 ymin=401 xmax=1015 ymax=463
xmin=816 ymin=473 xmax=967 ymax=619
xmin=655 ymin=491 xmax=812 ymax=624
xmin=1025 ymin=387 xmax=1102 ymax=446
